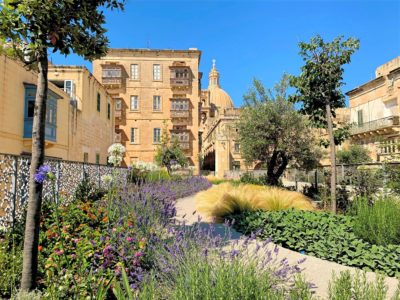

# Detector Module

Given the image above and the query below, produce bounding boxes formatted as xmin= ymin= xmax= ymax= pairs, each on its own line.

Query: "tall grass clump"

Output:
xmin=138 ymin=220 xmax=313 ymax=300
xmin=328 ymin=270 xmax=400 ymax=300
xmin=352 ymin=197 xmax=400 ymax=246
xmin=195 ymin=182 xmax=314 ymax=221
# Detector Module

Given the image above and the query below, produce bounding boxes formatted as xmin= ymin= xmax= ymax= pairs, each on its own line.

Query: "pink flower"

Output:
xmin=55 ymin=249 xmax=64 ymax=255
xmin=134 ymin=251 xmax=143 ymax=258
xmin=126 ymin=237 xmax=134 ymax=243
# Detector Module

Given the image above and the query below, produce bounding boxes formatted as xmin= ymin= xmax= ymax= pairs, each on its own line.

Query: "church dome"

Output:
xmin=209 ymin=85 xmax=234 ymax=108
xmin=207 ymin=59 xmax=234 ymax=108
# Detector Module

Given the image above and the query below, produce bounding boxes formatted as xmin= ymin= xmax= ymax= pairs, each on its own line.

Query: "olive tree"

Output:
xmin=238 ymin=75 xmax=320 ymax=186
xmin=0 ymin=0 xmax=125 ymax=290
xmin=290 ymin=35 xmax=359 ymax=213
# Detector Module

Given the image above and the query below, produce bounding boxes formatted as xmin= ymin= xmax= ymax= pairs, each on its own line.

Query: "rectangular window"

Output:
xmin=153 ymin=96 xmax=161 ymax=111
xmin=357 ymin=110 xmax=363 ymax=125
xmin=115 ymin=99 xmax=122 ymax=111
xmin=84 ymin=153 xmax=89 ymax=163
xmin=130 ymin=64 xmax=139 ymax=80
xmin=171 ymin=99 xmax=189 ymax=110
xmin=102 ymin=67 xmax=121 ymax=78
xmin=153 ymin=64 xmax=161 ymax=81
xmin=107 ymin=103 xmax=111 ymax=119
xmin=130 ymin=128 xmax=139 ymax=144
xmin=234 ymin=142 xmax=240 ymax=153
xmin=232 ymin=161 xmax=240 ymax=170
xmin=64 ymin=80 xmax=73 ymax=96
xmin=153 ymin=128 xmax=161 ymax=143
xmin=130 ymin=95 xmax=139 ymax=111
xmin=96 ymin=153 xmax=100 ymax=164
xmin=97 ymin=93 xmax=101 ymax=112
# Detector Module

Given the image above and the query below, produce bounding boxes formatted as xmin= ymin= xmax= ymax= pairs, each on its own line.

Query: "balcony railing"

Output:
xmin=178 ymin=142 xmax=190 ymax=150
xmin=102 ymin=77 xmax=122 ymax=86
xmin=350 ymin=116 xmax=400 ymax=135
xmin=171 ymin=110 xmax=190 ymax=118
xmin=170 ymin=78 xmax=190 ymax=87
xmin=114 ymin=110 xmax=122 ymax=118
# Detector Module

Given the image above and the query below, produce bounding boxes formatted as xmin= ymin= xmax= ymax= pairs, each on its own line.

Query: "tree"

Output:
xmin=289 ymin=35 xmax=359 ymax=213
xmin=0 ymin=0 xmax=125 ymax=290
xmin=337 ymin=144 xmax=372 ymax=165
xmin=238 ymin=75 xmax=320 ymax=186
xmin=155 ymin=124 xmax=188 ymax=174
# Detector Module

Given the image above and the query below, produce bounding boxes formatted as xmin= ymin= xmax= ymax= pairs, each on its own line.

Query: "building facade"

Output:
xmin=0 ymin=54 xmax=115 ymax=164
xmin=48 ymin=65 xmax=115 ymax=164
xmin=92 ymin=48 xmax=202 ymax=169
xmin=200 ymin=61 xmax=246 ymax=177
xmin=0 ymin=54 xmax=70 ymax=159
xmin=347 ymin=56 xmax=400 ymax=161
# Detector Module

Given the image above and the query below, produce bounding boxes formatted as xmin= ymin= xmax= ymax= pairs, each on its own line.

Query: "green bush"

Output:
xmin=231 ymin=210 xmax=400 ymax=276
xmin=336 ymin=144 xmax=372 ymax=165
xmin=328 ymin=270 xmax=396 ymax=300
xmin=0 ymin=233 xmax=23 ymax=298
xmin=352 ymin=197 xmax=400 ymax=246
xmin=74 ymin=172 xmax=106 ymax=201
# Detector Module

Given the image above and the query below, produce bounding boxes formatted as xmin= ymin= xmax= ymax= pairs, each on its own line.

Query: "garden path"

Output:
xmin=175 ymin=194 xmax=399 ymax=299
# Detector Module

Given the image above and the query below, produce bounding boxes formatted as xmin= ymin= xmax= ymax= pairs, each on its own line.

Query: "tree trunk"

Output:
xmin=325 ymin=103 xmax=337 ymax=213
xmin=21 ymin=50 xmax=48 ymax=291
xmin=267 ymin=151 xmax=288 ymax=186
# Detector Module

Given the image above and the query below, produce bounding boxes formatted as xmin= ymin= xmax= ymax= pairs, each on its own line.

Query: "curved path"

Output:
xmin=175 ymin=194 xmax=399 ymax=299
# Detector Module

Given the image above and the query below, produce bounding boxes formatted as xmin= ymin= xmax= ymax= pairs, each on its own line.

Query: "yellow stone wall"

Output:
xmin=48 ymin=66 xmax=115 ymax=164
xmin=0 ymin=55 xmax=70 ymax=159
xmin=93 ymin=49 xmax=201 ymax=169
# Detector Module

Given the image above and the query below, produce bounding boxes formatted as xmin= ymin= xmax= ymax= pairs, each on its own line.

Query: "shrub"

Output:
xmin=138 ymin=221 xmax=312 ymax=300
xmin=196 ymin=183 xmax=314 ymax=221
xmin=74 ymin=172 xmax=106 ymax=201
xmin=352 ymin=197 xmax=400 ymax=246
xmin=328 ymin=270 xmax=399 ymax=300
xmin=231 ymin=209 xmax=400 ymax=276
xmin=336 ymin=144 xmax=372 ymax=165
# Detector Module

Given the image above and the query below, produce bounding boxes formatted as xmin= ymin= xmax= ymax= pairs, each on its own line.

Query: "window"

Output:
xmin=232 ymin=161 xmax=241 ymax=170
xmin=84 ymin=153 xmax=89 ymax=163
xmin=172 ymin=131 xmax=189 ymax=142
xmin=130 ymin=128 xmax=139 ymax=144
xmin=64 ymin=80 xmax=73 ymax=96
xmin=357 ymin=110 xmax=363 ymax=125
xmin=171 ymin=99 xmax=189 ymax=111
xmin=115 ymin=99 xmax=122 ymax=111
xmin=107 ymin=103 xmax=111 ymax=119
xmin=153 ymin=128 xmax=161 ymax=143
xmin=130 ymin=64 xmax=139 ymax=80
xmin=174 ymin=68 xmax=189 ymax=79
xmin=24 ymin=85 xmax=58 ymax=141
xmin=96 ymin=153 xmax=100 ymax=164
xmin=153 ymin=64 xmax=161 ymax=80
xmin=130 ymin=96 xmax=139 ymax=111
xmin=102 ymin=67 xmax=121 ymax=78
xmin=153 ymin=96 xmax=161 ymax=111
xmin=97 ymin=93 xmax=101 ymax=112
xmin=234 ymin=142 xmax=240 ymax=153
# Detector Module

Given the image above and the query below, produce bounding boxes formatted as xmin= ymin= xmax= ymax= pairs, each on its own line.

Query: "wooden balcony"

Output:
xmin=114 ymin=110 xmax=122 ymax=118
xmin=350 ymin=116 xmax=400 ymax=137
xmin=170 ymin=78 xmax=190 ymax=87
xmin=178 ymin=142 xmax=190 ymax=150
xmin=114 ymin=132 xmax=121 ymax=143
xmin=102 ymin=77 xmax=122 ymax=87
xmin=171 ymin=110 xmax=190 ymax=118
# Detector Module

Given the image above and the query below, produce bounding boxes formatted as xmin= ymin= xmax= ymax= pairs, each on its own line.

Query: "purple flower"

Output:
xmin=126 ymin=237 xmax=134 ymax=242
xmin=34 ymin=165 xmax=52 ymax=183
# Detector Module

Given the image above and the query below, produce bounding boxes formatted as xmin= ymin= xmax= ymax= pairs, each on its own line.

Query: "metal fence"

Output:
xmin=0 ymin=153 xmax=128 ymax=228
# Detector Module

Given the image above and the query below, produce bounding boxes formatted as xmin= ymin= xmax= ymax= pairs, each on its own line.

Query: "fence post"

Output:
xmin=314 ymin=169 xmax=318 ymax=192
xmin=11 ymin=156 xmax=18 ymax=230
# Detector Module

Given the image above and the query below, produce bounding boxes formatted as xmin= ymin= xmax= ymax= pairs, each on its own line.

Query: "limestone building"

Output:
xmin=92 ymin=48 xmax=202 ymax=169
xmin=200 ymin=60 xmax=245 ymax=177
xmin=0 ymin=54 xmax=114 ymax=164
xmin=347 ymin=56 xmax=400 ymax=161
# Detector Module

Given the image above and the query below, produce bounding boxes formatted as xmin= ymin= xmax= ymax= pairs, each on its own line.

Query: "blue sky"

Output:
xmin=50 ymin=0 xmax=400 ymax=107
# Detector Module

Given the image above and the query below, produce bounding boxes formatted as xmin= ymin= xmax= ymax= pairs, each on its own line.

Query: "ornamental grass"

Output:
xmin=195 ymin=182 xmax=314 ymax=221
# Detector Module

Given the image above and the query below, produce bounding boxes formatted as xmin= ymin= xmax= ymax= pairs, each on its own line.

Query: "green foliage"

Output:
xmin=232 ymin=210 xmax=400 ymax=276
xmin=384 ymin=164 xmax=400 ymax=195
xmin=0 ymin=0 xmax=125 ymax=63
xmin=351 ymin=197 xmax=400 ymax=246
xmin=289 ymin=35 xmax=359 ymax=131
xmin=154 ymin=124 xmax=188 ymax=174
xmin=74 ymin=172 xmax=106 ymax=201
xmin=328 ymin=271 xmax=394 ymax=300
xmin=238 ymin=75 xmax=320 ymax=185
xmin=0 ymin=233 xmax=23 ymax=298
xmin=337 ymin=145 xmax=372 ymax=164
xmin=113 ymin=266 xmax=134 ymax=300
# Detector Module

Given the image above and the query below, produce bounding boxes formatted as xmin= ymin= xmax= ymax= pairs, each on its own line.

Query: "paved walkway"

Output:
xmin=175 ymin=194 xmax=399 ymax=299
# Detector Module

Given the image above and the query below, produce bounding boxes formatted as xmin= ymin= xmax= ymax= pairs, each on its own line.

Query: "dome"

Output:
xmin=207 ymin=59 xmax=234 ymax=108
xmin=209 ymin=85 xmax=234 ymax=108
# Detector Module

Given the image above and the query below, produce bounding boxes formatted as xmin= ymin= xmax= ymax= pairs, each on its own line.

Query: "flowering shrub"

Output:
xmin=107 ymin=143 xmax=126 ymax=166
